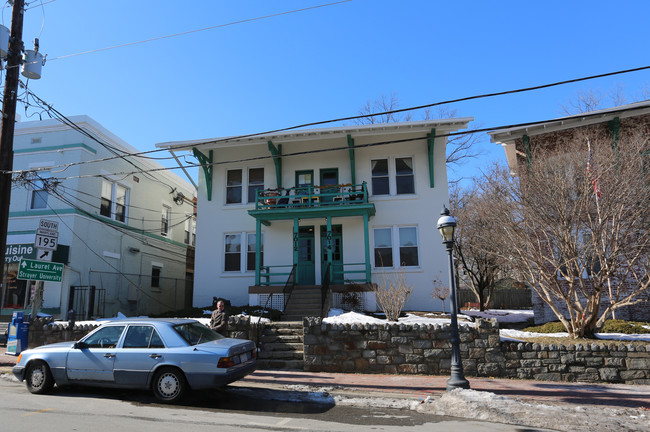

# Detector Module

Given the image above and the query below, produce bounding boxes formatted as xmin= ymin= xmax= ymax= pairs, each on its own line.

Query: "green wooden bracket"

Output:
xmin=268 ymin=141 xmax=282 ymax=188
xmin=427 ymin=129 xmax=436 ymax=188
xmin=608 ymin=117 xmax=620 ymax=152
xmin=523 ymin=135 xmax=532 ymax=169
xmin=347 ymin=135 xmax=356 ymax=185
xmin=192 ymin=148 xmax=213 ymax=201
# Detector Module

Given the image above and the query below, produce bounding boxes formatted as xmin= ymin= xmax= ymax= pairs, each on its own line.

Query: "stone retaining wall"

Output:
xmin=27 ymin=316 xmax=253 ymax=348
xmin=303 ymin=317 xmax=649 ymax=385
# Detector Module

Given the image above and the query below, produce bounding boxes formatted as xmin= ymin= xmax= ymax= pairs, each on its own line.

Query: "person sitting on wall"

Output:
xmin=210 ymin=300 xmax=229 ymax=337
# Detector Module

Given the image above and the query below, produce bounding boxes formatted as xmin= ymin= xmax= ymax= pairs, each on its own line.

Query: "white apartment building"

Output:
xmin=2 ymin=116 xmax=196 ymax=320
xmin=158 ymin=119 xmax=471 ymax=315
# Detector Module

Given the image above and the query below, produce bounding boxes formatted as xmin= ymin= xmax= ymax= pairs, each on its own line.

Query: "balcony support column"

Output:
xmin=363 ymin=213 xmax=371 ymax=283
xmin=255 ymin=218 xmax=262 ymax=285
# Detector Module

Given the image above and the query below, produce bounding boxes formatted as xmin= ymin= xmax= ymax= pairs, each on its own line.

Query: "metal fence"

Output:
xmin=68 ymin=285 xmax=106 ymax=320
xmin=458 ymin=289 xmax=532 ymax=310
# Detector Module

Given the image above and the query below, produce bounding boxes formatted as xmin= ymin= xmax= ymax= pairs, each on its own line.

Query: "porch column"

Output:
xmin=363 ymin=213 xmax=371 ymax=283
xmin=326 ymin=216 xmax=333 ymax=280
xmin=255 ymin=218 xmax=261 ymax=285
xmin=293 ymin=218 xmax=300 ymax=282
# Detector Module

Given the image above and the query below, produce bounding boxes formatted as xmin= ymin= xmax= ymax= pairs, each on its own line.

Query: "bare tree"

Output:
xmin=480 ymin=130 xmax=649 ymax=338
xmin=560 ymin=85 xmax=650 ymax=116
xmin=354 ymin=94 xmax=482 ymax=174
xmin=374 ymin=267 xmax=413 ymax=321
xmin=431 ymin=271 xmax=450 ymax=314
xmin=449 ymin=181 xmax=505 ymax=311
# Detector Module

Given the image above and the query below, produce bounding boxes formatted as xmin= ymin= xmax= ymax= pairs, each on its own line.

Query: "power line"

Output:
xmin=6 ymin=64 xmax=649 ymax=179
xmin=47 ymin=1 xmax=352 ymax=61
xmin=7 ymin=100 xmax=650 ymax=184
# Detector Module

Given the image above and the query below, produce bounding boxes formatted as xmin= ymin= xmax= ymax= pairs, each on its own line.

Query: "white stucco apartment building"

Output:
xmin=158 ymin=119 xmax=471 ymax=314
xmin=2 ymin=116 xmax=196 ymax=320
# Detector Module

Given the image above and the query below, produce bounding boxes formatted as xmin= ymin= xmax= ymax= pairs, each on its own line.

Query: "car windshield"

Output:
xmin=173 ymin=322 xmax=224 ymax=345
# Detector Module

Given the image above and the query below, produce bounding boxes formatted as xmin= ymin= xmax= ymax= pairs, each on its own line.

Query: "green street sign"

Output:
xmin=17 ymin=259 xmax=64 ymax=282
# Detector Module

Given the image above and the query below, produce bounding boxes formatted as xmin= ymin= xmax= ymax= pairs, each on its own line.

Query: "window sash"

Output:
xmin=371 ymin=159 xmax=389 ymax=195
xmin=226 ymin=169 xmax=243 ymax=204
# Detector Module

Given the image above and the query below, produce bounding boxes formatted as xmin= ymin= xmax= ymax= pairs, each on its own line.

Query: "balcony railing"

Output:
xmin=254 ymin=182 xmax=368 ymax=210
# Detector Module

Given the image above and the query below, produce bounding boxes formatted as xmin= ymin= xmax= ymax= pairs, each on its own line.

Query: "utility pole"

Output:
xmin=0 ymin=0 xmax=25 ymax=301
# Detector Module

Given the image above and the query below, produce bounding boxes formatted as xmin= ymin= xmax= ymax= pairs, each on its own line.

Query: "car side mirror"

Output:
xmin=73 ymin=341 xmax=87 ymax=349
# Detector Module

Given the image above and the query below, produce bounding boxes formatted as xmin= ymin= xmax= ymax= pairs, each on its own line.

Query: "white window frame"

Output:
xmin=100 ymin=178 xmax=130 ymax=222
xmin=161 ymin=204 xmax=172 ymax=236
xmin=29 ymin=171 xmax=50 ymax=210
xmin=372 ymin=225 xmax=420 ymax=269
xmin=225 ymin=167 xmax=265 ymax=205
xmin=224 ymin=232 xmax=264 ymax=273
xmin=370 ymin=156 xmax=415 ymax=197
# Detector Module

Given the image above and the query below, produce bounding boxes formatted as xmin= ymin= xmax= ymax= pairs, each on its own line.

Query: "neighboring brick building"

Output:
xmin=489 ymin=101 xmax=650 ymax=324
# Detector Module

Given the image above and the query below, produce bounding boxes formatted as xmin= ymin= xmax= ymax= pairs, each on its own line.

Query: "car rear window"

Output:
xmin=173 ymin=322 xmax=224 ymax=345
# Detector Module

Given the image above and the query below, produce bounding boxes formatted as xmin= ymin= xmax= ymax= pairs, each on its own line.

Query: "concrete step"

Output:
xmin=258 ymin=350 xmax=304 ymax=360
xmin=260 ymin=342 xmax=304 ymax=352
xmin=260 ymin=334 xmax=303 ymax=343
xmin=257 ymin=359 xmax=304 ymax=370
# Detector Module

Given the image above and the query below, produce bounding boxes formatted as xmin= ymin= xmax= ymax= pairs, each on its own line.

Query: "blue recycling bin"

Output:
xmin=6 ymin=311 xmax=29 ymax=356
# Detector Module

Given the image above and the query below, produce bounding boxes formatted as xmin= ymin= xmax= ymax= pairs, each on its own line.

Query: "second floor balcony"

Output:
xmin=248 ymin=182 xmax=375 ymax=225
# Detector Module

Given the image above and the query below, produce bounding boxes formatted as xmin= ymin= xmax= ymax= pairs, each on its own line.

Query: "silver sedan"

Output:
xmin=12 ymin=318 xmax=257 ymax=403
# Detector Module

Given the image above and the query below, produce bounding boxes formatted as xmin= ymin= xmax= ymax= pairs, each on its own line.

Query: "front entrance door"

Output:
xmin=321 ymin=225 xmax=343 ymax=284
xmin=296 ymin=226 xmax=315 ymax=285
xmin=319 ymin=168 xmax=339 ymax=203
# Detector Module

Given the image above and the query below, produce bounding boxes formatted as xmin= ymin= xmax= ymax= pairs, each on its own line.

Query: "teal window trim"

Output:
xmin=347 ymin=135 xmax=356 ymax=184
xmin=192 ymin=148 xmax=213 ymax=201
xmin=363 ymin=213 xmax=371 ymax=283
xmin=14 ymin=143 xmax=97 ymax=154
xmin=427 ymin=129 xmax=436 ymax=188
xmin=268 ymin=141 xmax=282 ymax=188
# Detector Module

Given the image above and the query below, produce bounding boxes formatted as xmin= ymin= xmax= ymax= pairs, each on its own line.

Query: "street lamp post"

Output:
xmin=437 ymin=206 xmax=470 ymax=391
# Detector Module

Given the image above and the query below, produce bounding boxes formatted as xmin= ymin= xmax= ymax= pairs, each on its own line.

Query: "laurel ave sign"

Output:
xmin=17 ymin=258 xmax=64 ymax=282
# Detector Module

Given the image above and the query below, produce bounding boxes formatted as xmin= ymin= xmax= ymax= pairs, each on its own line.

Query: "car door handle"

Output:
xmin=104 ymin=353 xmax=116 ymax=358
xmin=149 ymin=354 xmax=162 ymax=359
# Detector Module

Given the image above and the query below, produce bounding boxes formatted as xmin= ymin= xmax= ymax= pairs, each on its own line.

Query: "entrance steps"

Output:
xmin=257 ymin=321 xmax=304 ymax=370
xmin=282 ymin=285 xmax=323 ymax=321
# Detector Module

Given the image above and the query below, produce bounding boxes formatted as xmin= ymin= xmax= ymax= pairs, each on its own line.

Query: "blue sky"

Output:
xmin=12 ymin=0 xmax=650 ymax=183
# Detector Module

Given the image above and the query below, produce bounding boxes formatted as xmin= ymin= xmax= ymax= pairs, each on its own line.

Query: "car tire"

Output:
xmin=25 ymin=361 xmax=55 ymax=394
xmin=152 ymin=367 xmax=187 ymax=403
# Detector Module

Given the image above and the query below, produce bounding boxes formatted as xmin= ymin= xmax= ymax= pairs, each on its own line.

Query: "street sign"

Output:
xmin=35 ymin=218 xmax=59 ymax=251
xmin=35 ymin=230 xmax=58 ymax=250
xmin=37 ymin=249 xmax=53 ymax=262
xmin=17 ymin=258 xmax=64 ymax=282
xmin=38 ymin=219 xmax=59 ymax=232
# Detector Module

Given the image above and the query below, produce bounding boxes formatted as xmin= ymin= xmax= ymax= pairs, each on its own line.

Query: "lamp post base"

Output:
xmin=446 ymin=376 xmax=470 ymax=391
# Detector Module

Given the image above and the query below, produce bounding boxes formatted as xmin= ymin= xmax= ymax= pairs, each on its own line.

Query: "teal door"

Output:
xmin=319 ymin=168 xmax=339 ymax=203
xmin=321 ymin=225 xmax=343 ymax=284
xmin=296 ymin=226 xmax=315 ymax=285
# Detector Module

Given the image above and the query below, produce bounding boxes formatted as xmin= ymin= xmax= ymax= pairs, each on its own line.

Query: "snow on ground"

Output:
xmin=323 ymin=309 xmax=649 ymax=343
xmin=413 ymin=389 xmax=649 ymax=432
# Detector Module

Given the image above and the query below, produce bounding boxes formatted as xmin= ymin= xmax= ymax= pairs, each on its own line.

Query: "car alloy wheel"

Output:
xmin=25 ymin=361 xmax=54 ymax=394
xmin=153 ymin=368 xmax=186 ymax=403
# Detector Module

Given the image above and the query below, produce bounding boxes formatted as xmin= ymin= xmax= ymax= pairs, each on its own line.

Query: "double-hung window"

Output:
xmin=161 ymin=205 xmax=171 ymax=236
xmin=30 ymin=172 xmax=50 ymax=210
xmin=224 ymin=232 xmax=264 ymax=272
xmin=373 ymin=226 xmax=419 ymax=268
xmin=370 ymin=157 xmax=415 ymax=196
xmin=100 ymin=179 xmax=129 ymax=222
xmin=226 ymin=168 xmax=264 ymax=204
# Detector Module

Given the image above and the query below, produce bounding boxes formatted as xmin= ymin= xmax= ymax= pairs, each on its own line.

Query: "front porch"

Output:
xmin=248 ymin=182 xmax=376 ymax=287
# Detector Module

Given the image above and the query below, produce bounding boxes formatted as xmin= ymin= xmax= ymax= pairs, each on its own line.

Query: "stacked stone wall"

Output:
xmin=303 ymin=317 xmax=649 ymax=385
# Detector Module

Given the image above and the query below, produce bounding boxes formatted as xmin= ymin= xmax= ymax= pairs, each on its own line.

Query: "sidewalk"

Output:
xmin=2 ymin=351 xmax=648 ymax=410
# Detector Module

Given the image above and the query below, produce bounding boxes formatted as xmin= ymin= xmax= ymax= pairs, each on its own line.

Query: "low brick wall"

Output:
xmin=303 ymin=317 xmax=649 ymax=385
